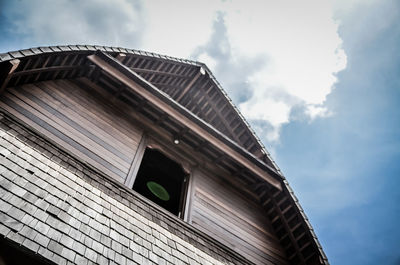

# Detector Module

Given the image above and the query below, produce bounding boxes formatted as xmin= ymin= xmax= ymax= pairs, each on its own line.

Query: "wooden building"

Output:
xmin=0 ymin=45 xmax=328 ymax=265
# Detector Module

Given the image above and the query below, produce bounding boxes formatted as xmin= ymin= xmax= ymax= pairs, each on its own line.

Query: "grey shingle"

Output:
xmin=19 ymin=225 xmax=38 ymax=239
xmin=22 ymin=238 xmax=40 ymax=252
xmin=91 ymin=240 xmax=104 ymax=255
xmin=96 ymin=254 xmax=109 ymax=265
xmin=61 ymin=247 xmax=76 ymax=262
xmin=38 ymin=246 xmax=54 ymax=261
xmin=97 ymin=232 xmax=109 ymax=248
xmin=47 ymin=227 xmax=62 ymax=242
xmin=111 ymin=239 xmax=124 ymax=254
xmin=83 ymin=234 xmax=93 ymax=249
xmin=46 ymin=205 xmax=61 ymax=217
xmin=74 ymin=254 xmax=89 ymax=265
xmin=84 ymin=248 xmax=98 ymax=262
xmin=89 ymin=227 xmax=101 ymax=242
xmin=2 ymin=213 xmax=23 ymax=232
xmin=60 ymin=233 xmax=75 ymax=248
xmin=7 ymin=230 xmax=25 ymax=244
xmin=34 ymin=232 xmax=50 ymax=247
xmin=72 ymin=240 xmax=86 ymax=256
xmin=0 ymin=223 xmax=11 ymax=236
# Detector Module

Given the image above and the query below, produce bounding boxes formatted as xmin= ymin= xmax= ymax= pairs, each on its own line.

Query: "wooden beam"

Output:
xmin=12 ymin=65 xmax=90 ymax=77
xmin=0 ymin=59 xmax=20 ymax=94
xmin=174 ymin=70 xmax=202 ymax=102
xmin=132 ymin=68 xmax=190 ymax=80
xmin=87 ymin=53 xmax=282 ymax=191
xmin=147 ymin=61 xmax=165 ymax=83
xmin=268 ymin=189 xmax=307 ymax=264
xmin=155 ymin=113 xmax=168 ymax=125
xmin=116 ymin=53 xmax=127 ymax=63
xmin=196 ymin=86 xmax=240 ymax=142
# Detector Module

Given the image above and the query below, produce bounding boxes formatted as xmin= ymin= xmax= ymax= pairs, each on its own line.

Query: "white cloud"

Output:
xmin=3 ymin=0 xmax=348 ymax=143
xmin=191 ymin=0 xmax=348 ymax=142
xmin=197 ymin=53 xmax=217 ymax=71
xmin=4 ymin=0 xmax=145 ymax=48
xmin=305 ymin=105 xmax=333 ymax=120
xmin=141 ymin=0 xmax=224 ymax=58
xmin=144 ymin=0 xmax=348 ymax=142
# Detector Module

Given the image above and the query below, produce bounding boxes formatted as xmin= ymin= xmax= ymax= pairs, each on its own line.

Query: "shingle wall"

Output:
xmin=0 ymin=114 xmax=254 ymax=265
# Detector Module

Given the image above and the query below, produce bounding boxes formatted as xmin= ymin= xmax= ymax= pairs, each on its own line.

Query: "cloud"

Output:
xmin=191 ymin=12 xmax=267 ymax=105
xmin=305 ymin=105 xmax=333 ymax=120
xmin=189 ymin=0 xmax=347 ymax=143
xmin=1 ymin=0 xmax=145 ymax=48
xmin=1 ymin=0 xmax=347 ymax=144
xmin=140 ymin=0 xmax=222 ymax=58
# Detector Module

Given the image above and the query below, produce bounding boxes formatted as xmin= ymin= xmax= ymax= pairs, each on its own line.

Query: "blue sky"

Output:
xmin=1 ymin=0 xmax=399 ymax=264
xmin=276 ymin=1 xmax=400 ymax=263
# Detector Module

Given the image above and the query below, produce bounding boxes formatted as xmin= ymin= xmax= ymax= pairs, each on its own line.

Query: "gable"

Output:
xmin=0 ymin=45 xmax=277 ymax=169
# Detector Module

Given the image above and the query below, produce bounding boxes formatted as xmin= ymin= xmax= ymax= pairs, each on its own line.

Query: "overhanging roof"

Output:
xmin=0 ymin=45 xmax=279 ymax=172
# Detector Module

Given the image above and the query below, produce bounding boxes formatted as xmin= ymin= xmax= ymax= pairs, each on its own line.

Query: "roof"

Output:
xmin=0 ymin=45 xmax=279 ymax=172
xmin=0 ymin=45 xmax=328 ymax=265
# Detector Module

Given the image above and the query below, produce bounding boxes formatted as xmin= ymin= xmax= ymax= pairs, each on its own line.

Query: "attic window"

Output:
xmin=132 ymin=148 xmax=187 ymax=216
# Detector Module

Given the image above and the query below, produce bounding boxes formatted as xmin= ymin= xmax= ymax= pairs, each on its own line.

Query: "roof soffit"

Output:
xmin=0 ymin=45 xmax=279 ymax=171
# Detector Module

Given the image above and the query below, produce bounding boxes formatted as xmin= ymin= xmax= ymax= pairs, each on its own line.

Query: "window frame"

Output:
xmin=125 ymin=134 xmax=192 ymax=220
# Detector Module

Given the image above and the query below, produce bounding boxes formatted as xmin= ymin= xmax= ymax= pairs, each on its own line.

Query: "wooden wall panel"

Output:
xmin=189 ymin=170 xmax=289 ymax=265
xmin=0 ymin=79 xmax=143 ymax=182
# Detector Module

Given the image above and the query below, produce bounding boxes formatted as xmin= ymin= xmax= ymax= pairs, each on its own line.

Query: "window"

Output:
xmin=132 ymin=147 xmax=188 ymax=217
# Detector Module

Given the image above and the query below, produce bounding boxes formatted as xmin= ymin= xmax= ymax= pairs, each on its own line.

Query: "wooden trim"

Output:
xmin=132 ymin=68 xmax=191 ymax=80
xmin=184 ymin=167 xmax=197 ymax=223
xmin=87 ymin=52 xmax=282 ymax=191
xmin=126 ymin=134 xmax=193 ymax=220
xmin=178 ymin=172 xmax=190 ymax=219
xmin=125 ymin=133 xmax=147 ymax=188
xmin=146 ymin=138 xmax=193 ymax=174
xmin=12 ymin=65 xmax=90 ymax=77
xmin=0 ymin=59 xmax=20 ymax=94
xmin=175 ymin=70 xmax=202 ymax=102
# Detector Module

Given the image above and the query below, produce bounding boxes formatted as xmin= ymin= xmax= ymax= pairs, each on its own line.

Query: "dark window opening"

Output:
xmin=133 ymin=148 xmax=187 ymax=216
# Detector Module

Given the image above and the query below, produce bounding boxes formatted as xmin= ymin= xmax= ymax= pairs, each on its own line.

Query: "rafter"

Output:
xmin=87 ymin=52 xmax=282 ymax=191
xmin=0 ymin=59 xmax=20 ymax=94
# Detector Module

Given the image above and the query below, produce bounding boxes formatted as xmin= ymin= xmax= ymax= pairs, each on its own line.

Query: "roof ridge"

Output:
xmin=0 ymin=44 xmax=202 ymax=66
xmin=199 ymin=63 xmax=282 ymax=174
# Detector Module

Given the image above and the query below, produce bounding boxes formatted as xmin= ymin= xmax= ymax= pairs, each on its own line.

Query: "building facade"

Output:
xmin=0 ymin=46 xmax=328 ymax=265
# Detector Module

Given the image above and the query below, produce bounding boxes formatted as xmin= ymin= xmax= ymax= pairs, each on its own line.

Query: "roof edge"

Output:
xmin=0 ymin=44 xmax=283 ymax=175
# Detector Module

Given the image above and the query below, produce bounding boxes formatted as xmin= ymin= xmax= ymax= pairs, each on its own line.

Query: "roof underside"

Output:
xmin=0 ymin=45 xmax=328 ymax=265
xmin=0 ymin=45 xmax=278 ymax=170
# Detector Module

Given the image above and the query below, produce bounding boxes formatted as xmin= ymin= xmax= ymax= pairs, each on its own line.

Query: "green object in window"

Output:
xmin=146 ymin=181 xmax=170 ymax=201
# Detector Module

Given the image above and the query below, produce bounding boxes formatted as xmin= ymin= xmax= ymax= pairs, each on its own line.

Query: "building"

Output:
xmin=0 ymin=45 xmax=328 ymax=265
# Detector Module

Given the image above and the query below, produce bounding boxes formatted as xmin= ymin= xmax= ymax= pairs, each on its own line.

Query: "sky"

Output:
xmin=0 ymin=0 xmax=399 ymax=264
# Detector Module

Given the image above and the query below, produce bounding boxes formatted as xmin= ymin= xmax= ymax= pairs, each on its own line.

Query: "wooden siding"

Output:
xmin=0 ymin=79 xmax=143 ymax=182
xmin=189 ymin=170 xmax=289 ymax=265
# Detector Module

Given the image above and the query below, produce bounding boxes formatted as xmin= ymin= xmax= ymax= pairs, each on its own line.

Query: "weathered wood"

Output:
xmin=0 ymin=95 xmax=126 ymax=182
xmin=132 ymin=67 xmax=191 ymax=80
xmin=189 ymin=170 xmax=289 ymax=265
xmin=0 ymin=59 xmax=20 ymax=94
xmin=9 ymin=87 xmax=130 ymax=171
xmin=116 ymin=53 xmax=127 ymax=62
xmin=87 ymin=53 xmax=282 ymax=191
xmin=12 ymin=65 xmax=90 ymax=77
xmin=125 ymin=134 xmax=147 ymax=188
xmin=0 ymin=79 xmax=147 ymax=183
xmin=175 ymin=70 xmax=203 ymax=102
xmin=269 ymin=189 xmax=307 ymax=264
